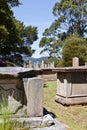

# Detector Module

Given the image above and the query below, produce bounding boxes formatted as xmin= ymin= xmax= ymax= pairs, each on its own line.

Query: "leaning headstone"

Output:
xmin=23 ymin=77 xmax=43 ymax=117
xmin=72 ymin=57 xmax=79 ymax=67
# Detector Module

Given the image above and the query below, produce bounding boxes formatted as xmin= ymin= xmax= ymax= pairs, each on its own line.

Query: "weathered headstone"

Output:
xmin=85 ymin=62 xmax=87 ymax=66
xmin=23 ymin=77 xmax=43 ymax=117
xmin=24 ymin=62 xmax=27 ymax=68
xmin=41 ymin=60 xmax=44 ymax=68
xmin=29 ymin=60 xmax=32 ymax=68
xmin=34 ymin=62 xmax=39 ymax=69
xmin=72 ymin=57 xmax=79 ymax=67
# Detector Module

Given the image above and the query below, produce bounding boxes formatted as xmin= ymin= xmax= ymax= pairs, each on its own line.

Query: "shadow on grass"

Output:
xmin=43 ymin=107 xmax=57 ymax=118
xmin=44 ymin=83 xmax=48 ymax=88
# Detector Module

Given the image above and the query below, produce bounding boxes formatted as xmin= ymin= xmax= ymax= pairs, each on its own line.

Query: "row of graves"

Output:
xmin=0 ymin=57 xmax=87 ymax=129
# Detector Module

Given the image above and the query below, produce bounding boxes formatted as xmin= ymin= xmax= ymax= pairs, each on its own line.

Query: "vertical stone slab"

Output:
xmin=72 ymin=57 xmax=79 ymax=67
xmin=34 ymin=62 xmax=39 ymax=69
xmin=23 ymin=77 xmax=43 ymax=117
xmin=85 ymin=62 xmax=87 ymax=66
xmin=41 ymin=60 xmax=44 ymax=68
xmin=29 ymin=60 xmax=32 ymax=68
xmin=24 ymin=62 xmax=27 ymax=68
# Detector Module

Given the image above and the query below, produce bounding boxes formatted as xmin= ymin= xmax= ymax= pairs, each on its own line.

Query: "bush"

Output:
xmin=62 ymin=36 xmax=87 ymax=66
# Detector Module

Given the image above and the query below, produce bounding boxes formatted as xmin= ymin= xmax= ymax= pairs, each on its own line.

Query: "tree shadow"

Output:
xmin=43 ymin=107 xmax=57 ymax=118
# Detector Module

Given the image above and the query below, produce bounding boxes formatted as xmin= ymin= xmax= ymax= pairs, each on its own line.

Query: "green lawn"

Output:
xmin=44 ymin=81 xmax=87 ymax=130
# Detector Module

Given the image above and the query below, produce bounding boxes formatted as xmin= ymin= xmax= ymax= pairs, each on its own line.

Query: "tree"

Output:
xmin=0 ymin=1 xmax=22 ymax=63
xmin=6 ymin=0 xmax=21 ymax=7
xmin=39 ymin=28 xmax=62 ymax=66
xmin=39 ymin=0 xmax=87 ymax=66
xmin=0 ymin=0 xmax=38 ymax=66
xmin=53 ymin=0 xmax=87 ymax=37
xmin=62 ymin=36 xmax=87 ymax=66
xmin=12 ymin=19 xmax=38 ymax=65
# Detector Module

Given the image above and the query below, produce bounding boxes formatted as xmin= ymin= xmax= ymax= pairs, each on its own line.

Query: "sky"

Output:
xmin=12 ymin=0 xmax=59 ymax=58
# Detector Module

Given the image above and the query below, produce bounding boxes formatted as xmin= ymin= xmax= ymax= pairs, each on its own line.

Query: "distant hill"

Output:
xmin=23 ymin=56 xmax=48 ymax=64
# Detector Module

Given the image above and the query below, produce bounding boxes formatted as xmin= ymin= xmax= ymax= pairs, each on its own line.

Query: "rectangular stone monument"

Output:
xmin=23 ymin=77 xmax=43 ymax=117
xmin=0 ymin=67 xmax=42 ymax=116
xmin=53 ymin=67 xmax=87 ymax=105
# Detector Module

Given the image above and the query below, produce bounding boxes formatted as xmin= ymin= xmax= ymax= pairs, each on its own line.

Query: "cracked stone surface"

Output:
xmin=31 ymin=119 xmax=66 ymax=130
xmin=11 ymin=114 xmax=66 ymax=130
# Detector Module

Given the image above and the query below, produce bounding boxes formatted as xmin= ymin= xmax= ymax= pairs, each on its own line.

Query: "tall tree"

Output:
xmin=39 ymin=0 xmax=87 ymax=66
xmin=0 ymin=0 xmax=38 ymax=66
xmin=52 ymin=0 xmax=87 ymax=37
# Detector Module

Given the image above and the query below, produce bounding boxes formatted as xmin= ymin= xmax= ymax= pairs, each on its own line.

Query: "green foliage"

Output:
xmin=0 ymin=0 xmax=38 ymax=66
xmin=6 ymin=0 xmax=21 ymax=7
xmin=0 ymin=97 xmax=13 ymax=130
xmin=0 ymin=25 xmax=9 ymax=43
xmin=62 ymin=36 xmax=87 ymax=66
xmin=39 ymin=0 xmax=87 ymax=67
xmin=53 ymin=0 xmax=87 ymax=37
xmin=0 ymin=98 xmax=29 ymax=130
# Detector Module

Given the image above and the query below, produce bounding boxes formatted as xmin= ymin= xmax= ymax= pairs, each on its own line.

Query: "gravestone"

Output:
xmin=54 ymin=66 xmax=87 ymax=105
xmin=72 ymin=57 xmax=79 ymax=67
xmin=0 ymin=67 xmax=43 ymax=116
xmin=29 ymin=60 xmax=33 ymax=68
xmin=23 ymin=77 xmax=43 ymax=117
xmin=41 ymin=60 xmax=44 ymax=68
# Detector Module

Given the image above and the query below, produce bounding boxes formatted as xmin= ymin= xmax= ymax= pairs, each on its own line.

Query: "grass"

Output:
xmin=0 ymin=99 xmax=14 ymax=130
xmin=0 ymin=81 xmax=87 ymax=130
xmin=44 ymin=81 xmax=87 ymax=130
xmin=0 ymin=99 xmax=29 ymax=130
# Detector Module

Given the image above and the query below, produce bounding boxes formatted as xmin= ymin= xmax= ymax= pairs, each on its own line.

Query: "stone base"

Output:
xmin=0 ymin=114 xmax=66 ymax=130
xmin=55 ymin=95 xmax=87 ymax=105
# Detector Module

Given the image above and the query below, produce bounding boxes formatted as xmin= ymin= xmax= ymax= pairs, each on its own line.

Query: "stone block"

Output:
xmin=23 ymin=77 xmax=43 ymax=117
xmin=0 ymin=79 xmax=24 ymax=114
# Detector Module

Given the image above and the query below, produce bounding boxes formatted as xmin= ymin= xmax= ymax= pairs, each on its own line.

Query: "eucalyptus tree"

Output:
xmin=52 ymin=0 xmax=87 ymax=36
xmin=39 ymin=0 xmax=87 ymax=66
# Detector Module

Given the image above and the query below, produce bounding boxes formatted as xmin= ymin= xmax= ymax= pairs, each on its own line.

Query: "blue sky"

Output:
xmin=13 ymin=0 xmax=59 ymax=58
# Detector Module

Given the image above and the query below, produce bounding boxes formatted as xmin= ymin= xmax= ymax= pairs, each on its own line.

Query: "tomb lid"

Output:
xmin=52 ymin=66 xmax=87 ymax=72
xmin=0 ymin=67 xmax=41 ymax=78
